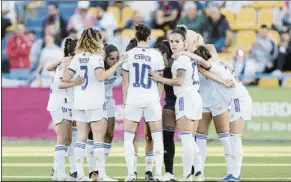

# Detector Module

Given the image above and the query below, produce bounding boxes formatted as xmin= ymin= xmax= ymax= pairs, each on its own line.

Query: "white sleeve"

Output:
xmin=155 ymin=52 xmax=165 ymax=72
xmin=175 ymin=56 xmax=188 ymax=72
xmin=68 ymin=57 xmax=78 ymax=73
xmin=92 ymin=55 xmax=105 ymax=70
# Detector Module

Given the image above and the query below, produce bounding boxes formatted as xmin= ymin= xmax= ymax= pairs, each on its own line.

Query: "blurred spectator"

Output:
xmin=31 ymin=34 xmax=63 ymax=87
xmin=93 ymin=6 xmax=118 ymax=38
xmin=206 ymin=1 xmax=225 ymax=9
xmin=42 ymin=3 xmax=67 ymax=44
xmin=6 ymin=23 xmax=32 ymax=80
xmin=193 ymin=1 xmax=204 ymax=13
xmin=249 ymin=25 xmax=278 ymax=73
xmin=276 ymin=32 xmax=291 ymax=71
xmin=2 ymin=1 xmax=15 ymax=38
xmin=205 ymin=5 xmax=232 ymax=52
xmin=231 ymin=49 xmax=256 ymax=85
xmin=108 ymin=29 xmax=130 ymax=53
xmin=89 ymin=1 xmax=109 ymax=9
xmin=67 ymin=1 xmax=95 ymax=35
xmin=153 ymin=0 xmax=181 ymax=30
xmin=125 ymin=11 xmax=145 ymax=29
xmin=177 ymin=1 xmax=205 ymax=35
xmin=26 ymin=30 xmax=37 ymax=45
xmin=128 ymin=1 xmax=158 ymax=23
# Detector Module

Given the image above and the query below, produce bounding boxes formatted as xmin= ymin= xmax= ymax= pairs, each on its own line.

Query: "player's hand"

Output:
xmin=223 ymin=79 xmax=235 ymax=88
xmin=149 ymin=70 xmax=163 ymax=83
xmin=74 ymin=76 xmax=85 ymax=86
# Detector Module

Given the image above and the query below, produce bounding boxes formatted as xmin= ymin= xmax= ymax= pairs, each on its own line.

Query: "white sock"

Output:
xmin=93 ymin=142 xmax=106 ymax=178
xmin=54 ymin=145 xmax=68 ymax=177
xmin=145 ymin=152 xmax=154 ymax=172
xmin=151 ymin=131 xmax=164 ymax=176
xmin=192 ymin=133 xmax=202 ymax=175
xmin=218 ymin=132 xmax=233 ymax=175
xmin=180 ymin=131 xmax=194 ymax=178
xmin=67 ymin=127 xmax=78 ymax=174
xmin=195 ymin=133 xmax=208 ymax=175
xmin=230 ymin=133 xmax=243 ymax=178
xmin=134 ymin=153 xmax=138 ymax=174
xmin=86 ymin=140 xmax=95 ymax=173
xmin=124 ymin=130 xmax=136 ymax=176
xmin=104 ymin=143 xmax=112 ymax=161
xmin=74 ymin=142 xmax=86 ymax=177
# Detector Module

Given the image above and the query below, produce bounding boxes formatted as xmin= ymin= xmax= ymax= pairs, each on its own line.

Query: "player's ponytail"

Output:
xmin=193 ymin=45 xmax=212 ymax=61
xmin=154 ymin=40 xmax=172 ymax=60
xmin=134 ymin=24 xmax=151 ymax=42
xmin=64 ymin=38 xmax=78 ymax=57
xmin=126 ymin=38 xmax=138 ymax=51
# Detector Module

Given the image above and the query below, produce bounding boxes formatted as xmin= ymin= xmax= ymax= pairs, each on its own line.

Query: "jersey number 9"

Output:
xmin=132 ymin=63 xmax=152 ymax=89
xmin=80 ymin=65 xmax=88 ymax=90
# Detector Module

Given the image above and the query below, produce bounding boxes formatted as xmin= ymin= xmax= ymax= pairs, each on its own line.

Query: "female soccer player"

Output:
xmin=122 ymin=24 xmax=165 ymax=181
xmin=150 ymin=26 xmax=202 ymax=181
xmin=184 ymin=45 xmax=236 ymax=181
xmin=85 ymin=44 xmax=123 ymax=179
xmin=46 ymin=38 xmax=84 ymax=181
xmin=62 ymin=28 xmax=125 ymax=181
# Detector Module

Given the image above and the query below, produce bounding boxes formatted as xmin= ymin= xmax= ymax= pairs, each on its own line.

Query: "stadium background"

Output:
xmin=1 ymin=1 xmax=291 ymax=181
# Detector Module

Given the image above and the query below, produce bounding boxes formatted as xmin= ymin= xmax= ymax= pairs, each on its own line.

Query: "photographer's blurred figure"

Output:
xmin=231 ymin=49 xmax=256 ymax=86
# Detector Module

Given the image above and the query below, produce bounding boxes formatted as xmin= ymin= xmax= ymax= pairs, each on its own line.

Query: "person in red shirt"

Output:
xmin=6 ymin=23 xmax=32 ymax=80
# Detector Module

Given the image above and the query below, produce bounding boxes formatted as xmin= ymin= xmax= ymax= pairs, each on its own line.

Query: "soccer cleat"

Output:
xmin=163 ymin=172 xmax=175 ymax=181
xmin=77 ymin=176 xmax=93 ymax=181
xmin=70 ymin=171 xmax=78 ymax=179
xmin=134 ymin=172 xmax=137 ymax=178
xmin=51 ymin=168 xmax=58 ymax=181
xmin=98 ymin=175 xmax=118 ymax=181
xmin=193 ymin=171 xmax=204 ymax=181
xmin=217 ymin=174 xmax=240 ymax=182
xmin=155 ymin=175 xmax=165 ymax=181
xmin=57 ymin=175 xmax=76 ymax=181
xmin=145 ymin=171 xmax=155 ymax=181
xmin=124 ymin=174 xmax=137 ymax=181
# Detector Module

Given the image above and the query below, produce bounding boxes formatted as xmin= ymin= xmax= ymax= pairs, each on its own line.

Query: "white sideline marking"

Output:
xmin=2 ymin=163 xmax=291 ymax=167
xmin=3 ymin=153 xmax=291 ymax=157
xmin=2 ymin=176 xmax=291 ymax=180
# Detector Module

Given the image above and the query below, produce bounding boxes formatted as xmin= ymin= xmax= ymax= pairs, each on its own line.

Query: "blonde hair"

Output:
xmin=76 ymin=28 xmax=104 ymax=55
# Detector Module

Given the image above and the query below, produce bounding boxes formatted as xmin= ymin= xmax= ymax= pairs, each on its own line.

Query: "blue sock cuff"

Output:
xmin=218 ymin=132 xmax=230 ymax=138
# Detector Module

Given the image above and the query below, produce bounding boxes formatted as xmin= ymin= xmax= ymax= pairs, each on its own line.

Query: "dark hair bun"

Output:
xmin=134 ymin=24 xmax=151 ymax=42
xmin=176 ymin=25 xmax=187 ymax=34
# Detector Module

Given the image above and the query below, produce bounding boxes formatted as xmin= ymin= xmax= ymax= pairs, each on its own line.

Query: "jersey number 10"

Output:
xmin=80 ymin=65 xmax=88 ymax=90
xmin=132 ymin=63 xmax=152 ymax=89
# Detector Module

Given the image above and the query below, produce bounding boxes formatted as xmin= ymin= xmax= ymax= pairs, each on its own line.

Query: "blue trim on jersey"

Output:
xmin=179 ymin=97 xmax=184 ymax=111
xmin=95 ymin=66 xmax=104 ymax=70
xmin=122 ymin=68 xmax=129 ymax=72
xmin=234 ymin=98 xmax=240 ymax=112
xmin=177 ymin=68 xmax=186 ymax=72
xmin=68 ymin=68 xmax=76 ymax=73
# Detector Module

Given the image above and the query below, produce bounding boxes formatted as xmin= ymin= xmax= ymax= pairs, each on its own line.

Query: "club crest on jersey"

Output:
xmin=134 ymin=54 xmax=151 ymax=62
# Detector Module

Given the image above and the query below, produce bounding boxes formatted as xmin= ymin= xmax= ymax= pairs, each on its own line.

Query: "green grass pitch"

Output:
xmin=2 ymin=141 xmax=291 ymax=181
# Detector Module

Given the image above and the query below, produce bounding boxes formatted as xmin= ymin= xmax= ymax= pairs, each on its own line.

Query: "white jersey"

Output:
xmin=171 ymin=55 xmax=200 ymax=97
xmin=122 ymin=47 xmax=165 ymax=106
xmin=199 ymin=62 xmax=235 ymax=108
xmin=68 ymin=52 xmax=105 ymax=110
xmin=47 ymin=58 xmax=74 ymax=112
xmin=105 ymin=66 xmax=122 ymax=100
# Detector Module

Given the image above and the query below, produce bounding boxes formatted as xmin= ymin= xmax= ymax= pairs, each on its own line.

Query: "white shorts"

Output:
xmin=106 ymin=99 xmax=115 ymax=118
xmin=124 ymin=102 xmax=162 ymax=122
xmin=230 ymin=95 xmax=252 ymax=122
xmin=50 ymin=106 xmax=72 ymax=125
xmin=203 ymin=100 xmax=231 ymax=117
xmin=175 ymin=92 xmax=202 ymax=121
xmin=73 ymin=108 xmax=107 ymax=123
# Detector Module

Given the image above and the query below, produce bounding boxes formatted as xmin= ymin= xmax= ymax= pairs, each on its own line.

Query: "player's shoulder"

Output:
xmin=176 ymin=55 xmax=191 ymax=63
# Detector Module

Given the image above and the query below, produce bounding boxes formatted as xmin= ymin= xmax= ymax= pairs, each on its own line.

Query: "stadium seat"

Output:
xmin=234 ymin=8 xmax=257 ymax=30
xmin=220 ymin=8 xmax=236 ymax=29
xmin=218 ymin=53 xmax=233 ymax=62
xmin=257 ymin=8 xmax=274 ymax=28
xmin=235 ymin=30 xmax=257 ymax=52
xmin=251 ymin=1 xmax=282 ymax=8
xmin=269 ymin=30 xmax=280 ymax=45
xmin=151 ymin=29 xmax=164 ymax=39
xmin=282 ymin=77 xmax=291 ymax=88
xmin=121 ymin=6 xmax=134 ymax=28
xmin=26 ymin=1 xmax=45 ymax=9
xmin=25 ymin=18 xmax=43 ymax=28
xmin=258 ymin=77 xmax=280 ymax=88
xmin=121 ymin=29 xmax=135 ymax=39
xmin=108 ymin=6 xmax=121 ymax=28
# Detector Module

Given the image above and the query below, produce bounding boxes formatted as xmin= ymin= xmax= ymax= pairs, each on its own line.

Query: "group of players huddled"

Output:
xmin=47 ymin=23 xmax=252 ymax=182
